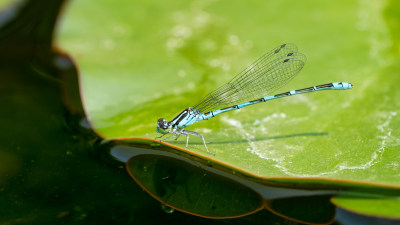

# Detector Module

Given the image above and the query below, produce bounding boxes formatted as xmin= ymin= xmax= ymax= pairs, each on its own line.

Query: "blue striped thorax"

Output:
xmin=168 ymin=107 xmax=202 ymax=130
xmin=156 ymin=107 xmax=205 ymax=134
xmin=157 ymin=107 xmax=212 ymax=134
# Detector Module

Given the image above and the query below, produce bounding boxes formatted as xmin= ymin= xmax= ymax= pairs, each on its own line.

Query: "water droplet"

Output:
xmin=172 ymin=25 xmax=192 ymax=38
xmin=102 ymin=39 xmax=115 ymax=50
xmin=161 ymin=204 xmax=175 ymax=214
xmin=228 ymin=35 xmax=239 ymax=46
xmin=187 ymin=82 xmax=195 ymax=89
xmin=178 ymin=69 xmax=186 ymax=77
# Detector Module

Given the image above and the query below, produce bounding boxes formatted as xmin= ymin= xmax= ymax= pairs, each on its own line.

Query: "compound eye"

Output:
xmin=157 ymin=118 xmax=168 ymax=129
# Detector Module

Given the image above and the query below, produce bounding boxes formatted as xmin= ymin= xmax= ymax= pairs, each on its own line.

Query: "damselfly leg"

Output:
xmin=159 ymin=130 xmax=214 ymax=155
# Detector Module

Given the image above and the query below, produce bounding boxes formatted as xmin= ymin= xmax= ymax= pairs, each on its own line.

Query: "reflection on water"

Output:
xmin=161 ymin=204 xmax=175 ymax=214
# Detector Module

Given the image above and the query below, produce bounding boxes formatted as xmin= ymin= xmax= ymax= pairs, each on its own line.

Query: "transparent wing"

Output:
xmin=193 ymin=43 xmax=306 ymax=113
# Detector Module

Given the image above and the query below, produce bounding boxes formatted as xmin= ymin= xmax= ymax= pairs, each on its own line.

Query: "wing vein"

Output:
xmin=193 ymin=43 xmax=307 ymax=113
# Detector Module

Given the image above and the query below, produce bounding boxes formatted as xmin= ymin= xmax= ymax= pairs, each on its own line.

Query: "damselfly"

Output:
xmin=156 ymin=43 xmax=352 ymax=154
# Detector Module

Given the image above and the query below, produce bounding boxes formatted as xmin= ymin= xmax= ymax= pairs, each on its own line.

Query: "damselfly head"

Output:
xmin=156 ymin=118 xmax=169 ymax=134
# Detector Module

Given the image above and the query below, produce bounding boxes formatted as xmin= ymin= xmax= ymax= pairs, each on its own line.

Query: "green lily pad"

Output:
xmin=57 ymin=0 xmax=400 ymax=187
xmin=331 ymin=193 xmax=400 ymax=219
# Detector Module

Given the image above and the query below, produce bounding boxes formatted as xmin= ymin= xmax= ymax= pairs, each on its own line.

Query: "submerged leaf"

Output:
xmin=127 ymin=153 xmax=263 ymax=218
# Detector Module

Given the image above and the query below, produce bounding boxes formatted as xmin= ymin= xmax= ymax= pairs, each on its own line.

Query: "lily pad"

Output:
xmin=107 ymin=137 xmax=400 ymax=221
xmin=331 ymin=193 xmax=400 ymax=220
xmin=127 ymin=153 xmax=264 ymax=218
xmin=58 ymin=0 xmax=400 ymax=186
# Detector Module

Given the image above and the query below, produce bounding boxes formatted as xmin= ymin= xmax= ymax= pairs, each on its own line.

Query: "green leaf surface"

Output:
xmin=57 ymin=0 xmax=400 ymax=186
xmin=331 ymin=193 xmax=400 ymax=219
